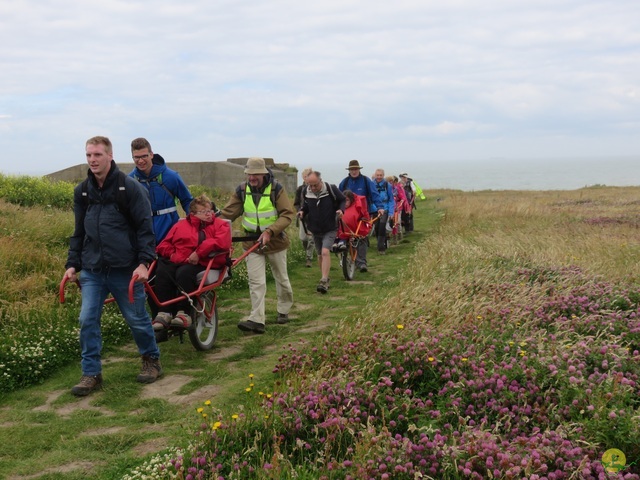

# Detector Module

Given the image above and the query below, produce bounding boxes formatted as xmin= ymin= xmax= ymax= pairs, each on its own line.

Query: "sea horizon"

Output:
xmin=312 ymin=155 xmax=640 ymax=192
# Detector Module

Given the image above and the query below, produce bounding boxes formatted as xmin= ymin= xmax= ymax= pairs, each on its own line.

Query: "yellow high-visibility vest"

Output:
xmin=242 ymin=183 xmax=278 ymax=232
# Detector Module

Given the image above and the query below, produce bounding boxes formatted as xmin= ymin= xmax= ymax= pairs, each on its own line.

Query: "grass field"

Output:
xmin=1 ymin=183 xmax=640 ymax=479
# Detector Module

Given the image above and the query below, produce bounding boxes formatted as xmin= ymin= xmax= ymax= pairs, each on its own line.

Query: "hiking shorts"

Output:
xmin=313 ymin=231 xmax=337 ymax=254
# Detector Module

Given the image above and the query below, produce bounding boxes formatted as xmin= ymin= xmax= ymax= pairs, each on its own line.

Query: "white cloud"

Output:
xmin=0 ymin=0 xmax=639 ymax=178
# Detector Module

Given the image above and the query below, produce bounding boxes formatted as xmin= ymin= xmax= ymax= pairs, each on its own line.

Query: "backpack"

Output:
xmin=80 ymin=170 xmax=133 ymax=225
xmin=404 ymin=181 xmax=415 ymax=205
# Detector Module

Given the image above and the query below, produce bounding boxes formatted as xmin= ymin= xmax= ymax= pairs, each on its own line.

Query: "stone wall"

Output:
xmin=45 ymin=158 xmax=298 ymax=193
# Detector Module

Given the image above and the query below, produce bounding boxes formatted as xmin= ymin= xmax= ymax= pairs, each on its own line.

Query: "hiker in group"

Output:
xmin=336 ymin=190 xmax=371 ymax=248
xmin=64 ymin=136 xmax=161 ymax=397
xmin=218 ymin=157 xmax=295 ymax=333
xmin=151 ymin=194 xmax=232 ymax=331
xmin=399 ymin=173 xmax=415 ymax=232
xmin=129 ymin=137 xmax=193 ymax=243
xmin=297 ymin=171 xmax=346 ymax=294
xmin=372 ymin=168 xmax=395 ymax=255
xmin=338 ymin=160 xmax=384 ymax=272
xmin=294 ymin=167 xmax=316 ymax=268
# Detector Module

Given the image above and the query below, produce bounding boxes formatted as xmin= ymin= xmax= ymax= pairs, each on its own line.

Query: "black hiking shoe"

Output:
xmin=71 ymin=374 xmax=103 ymax=397
xmin=238 ymin=320 xmax=265 ymax=334
xmin=137 ymin=356 xmax=163 ymax=384
xmin=276 ymin=313 xmax=289 ymax=324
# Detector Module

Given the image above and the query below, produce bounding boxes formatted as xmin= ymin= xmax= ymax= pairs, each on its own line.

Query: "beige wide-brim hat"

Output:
xmin=244 ymin=157 xmax=269 ymax=174
xmin=346 ymin=159 xmax=362 ymax=170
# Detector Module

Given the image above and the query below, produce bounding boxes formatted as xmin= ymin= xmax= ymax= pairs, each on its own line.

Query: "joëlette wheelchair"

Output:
xmin=60 ymin=234 xmax=261 ymax=351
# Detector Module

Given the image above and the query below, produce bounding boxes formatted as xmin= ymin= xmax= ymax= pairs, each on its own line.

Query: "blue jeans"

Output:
xmin=78 ymin=268 xmax=160 ymax=376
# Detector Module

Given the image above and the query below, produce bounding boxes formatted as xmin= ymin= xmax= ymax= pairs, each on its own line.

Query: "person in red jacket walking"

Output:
xmin=152 ymin=194 xmax=232 ymax=330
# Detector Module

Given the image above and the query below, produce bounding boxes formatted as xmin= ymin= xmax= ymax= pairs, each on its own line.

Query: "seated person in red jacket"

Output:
xmin=152 ymin=194 xmax=232 ymax=330
xmin=335 ymin=190 xmax=371 ymax=250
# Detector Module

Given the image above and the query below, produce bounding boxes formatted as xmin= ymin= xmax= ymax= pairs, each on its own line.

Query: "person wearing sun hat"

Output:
xmin=338 ymin=160 xmax=384 ymax=272
xmin=218 ymin=157 xmax=295 ymax=333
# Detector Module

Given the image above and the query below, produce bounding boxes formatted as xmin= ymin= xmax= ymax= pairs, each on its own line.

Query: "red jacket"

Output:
xmin=338 ymin=194 xmax=371 ymax=239
xmin=156 ymin=214 xmax=232 ymax=269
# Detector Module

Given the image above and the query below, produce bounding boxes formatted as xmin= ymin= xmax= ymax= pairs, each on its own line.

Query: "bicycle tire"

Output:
xmin=188 ymin=290 xmax=219 ymax=351
xmin=342 ymin=250 xmax=356 ymax=281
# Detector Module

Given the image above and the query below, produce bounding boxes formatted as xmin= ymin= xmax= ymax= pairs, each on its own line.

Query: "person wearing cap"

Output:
xmin=218 ymin=157 xmax=295 ymax=333
xmin=338 ymin=160 xmax=384 ymax=272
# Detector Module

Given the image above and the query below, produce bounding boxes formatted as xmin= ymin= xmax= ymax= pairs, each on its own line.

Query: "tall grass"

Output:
xmin=2 ymin=177 xmax=640 ymax=478
xmin=126 ymin=186 xmax=640 ymax=479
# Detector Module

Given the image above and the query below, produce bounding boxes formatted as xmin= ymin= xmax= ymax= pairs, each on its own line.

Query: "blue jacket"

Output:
xmin=338 ymin=174 xmax=383 ymax=214
xmin=374 ymin=179 xmax=395 ymax=216
xmin=129 ymin=154 xmax=193 ymax=242
xmin=66 ymin=161 xmax=156 ymax=272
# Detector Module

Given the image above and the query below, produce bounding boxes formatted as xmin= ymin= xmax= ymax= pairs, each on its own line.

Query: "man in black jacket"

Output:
xmin=297 ymin=171 xmax=346 ymax=294
xmin=64 ymin=136 xmax=161 ymax=397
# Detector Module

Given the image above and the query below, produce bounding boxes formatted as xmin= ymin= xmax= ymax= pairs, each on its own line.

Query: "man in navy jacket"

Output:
xmin=338 ymin=160 xmax=384 ymax=272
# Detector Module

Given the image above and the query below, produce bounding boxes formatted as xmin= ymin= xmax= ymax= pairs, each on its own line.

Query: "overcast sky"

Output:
xmin=1 ymin=0 xmax=638 ymax=178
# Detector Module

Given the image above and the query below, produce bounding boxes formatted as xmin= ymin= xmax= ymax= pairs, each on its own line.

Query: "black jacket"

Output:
xmin=301 ymin=183 xmax=346 ymax=235
xmin=66 ymin=161 xmax=156 ymax=272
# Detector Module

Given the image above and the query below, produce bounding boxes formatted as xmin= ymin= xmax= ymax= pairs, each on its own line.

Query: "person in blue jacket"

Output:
xmin=129 ymin=138 xmax=193 ymax=242
xmin=372 ymin=168 xmax=395 ymax=255
xmin=338 ymin=160 xmax=384 ymax=272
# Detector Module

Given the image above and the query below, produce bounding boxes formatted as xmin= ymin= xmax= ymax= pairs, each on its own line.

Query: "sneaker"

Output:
xmin=276 ymin=313 xmax=289 ymax=324
xmin=152 ymin=312 xmax=172 ymax=331
xmin=316 ymin=278 xmax=330 ymax=294
xmin=305 ymin=259 xmax=313 ymax=268
xmin=137 ymin=356 xmax=163 ymax=384
xmin=171 ymin=310 xmax=192 ymax=328
xmin=71 ymin=374 xmax=103 ymax=397
xmin=359 ymin=266 xmax=368 ymax=273
xmin=238 ymin=320 xmax=265 ymax=334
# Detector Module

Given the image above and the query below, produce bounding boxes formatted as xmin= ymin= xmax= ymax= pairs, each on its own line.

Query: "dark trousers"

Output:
xmin=153 ymin=257 xmax=205 ymax=314
xmin=375 ymin=212 xmax=389 ymax=251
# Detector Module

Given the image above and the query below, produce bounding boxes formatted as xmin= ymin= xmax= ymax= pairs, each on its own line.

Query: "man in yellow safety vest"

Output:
xmin=219 ymin=158 xmax=295 ymax=333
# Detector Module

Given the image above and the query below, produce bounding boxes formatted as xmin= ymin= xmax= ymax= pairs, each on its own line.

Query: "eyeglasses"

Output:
xmin=195 ymin=210 xmax=214 ymax=215
xmin=133 ymin=154 xmax=150 ymax=161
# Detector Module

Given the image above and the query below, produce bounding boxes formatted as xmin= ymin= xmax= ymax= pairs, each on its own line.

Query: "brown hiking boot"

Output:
xmin=137 ymin=355 xmax=163 ymax=384
xmin=71 ymin=374 xmax=103 ymax=397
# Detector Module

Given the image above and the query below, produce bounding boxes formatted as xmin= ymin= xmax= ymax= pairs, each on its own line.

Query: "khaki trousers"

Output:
xmin=245 ymin=249 xmax=294 ymax=325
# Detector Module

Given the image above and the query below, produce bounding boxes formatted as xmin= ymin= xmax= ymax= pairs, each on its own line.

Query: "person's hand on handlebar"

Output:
xmin=132 ymin=264 xmax=149 ymax=283
xmin=258 ymin=228 xmax=272 ymax=246
xmin=64 ymin=267 xmax=77 ymax=283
